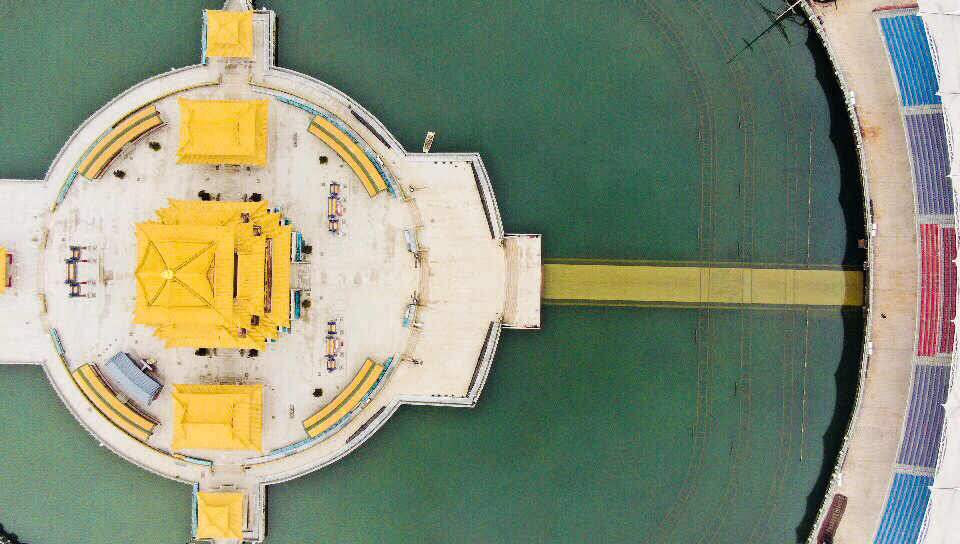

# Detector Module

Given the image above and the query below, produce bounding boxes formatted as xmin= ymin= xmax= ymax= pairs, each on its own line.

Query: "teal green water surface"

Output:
xmin=0 ymin=1 xmax=864 ymax=543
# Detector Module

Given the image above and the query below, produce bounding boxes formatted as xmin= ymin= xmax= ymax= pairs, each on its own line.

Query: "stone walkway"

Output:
xmin=542 ymin=263 xmax=863 ymax=306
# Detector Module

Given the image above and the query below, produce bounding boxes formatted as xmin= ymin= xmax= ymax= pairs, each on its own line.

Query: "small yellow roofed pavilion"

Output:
xmin=177 ymin=98 xmax=269 ymax=165
xmin=204 ymin=10 xmax=254 ymax=59
xmin=173 ymin=384 xmax=263 ymax=452
xmin=196 ymin=491 xmax=244 ymax=539
xmin=134 ymin=199 xmax=291 ymax=349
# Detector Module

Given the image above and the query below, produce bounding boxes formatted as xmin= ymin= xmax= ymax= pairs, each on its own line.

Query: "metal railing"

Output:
xmin=798 ymin=3 xmax=877 ymax=542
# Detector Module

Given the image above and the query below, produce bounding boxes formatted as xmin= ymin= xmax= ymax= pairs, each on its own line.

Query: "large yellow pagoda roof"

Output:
xmin=177 ymin=98 xmax=268 ymax=166
xmin=205 ymin=10 xmax=254 ymax=59
xmin=134 ymin=199 xmax=292 ymax=349
xmin=134 ymin=223 xmax=235 ymax=325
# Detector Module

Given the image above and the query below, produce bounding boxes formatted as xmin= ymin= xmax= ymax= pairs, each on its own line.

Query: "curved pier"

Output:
xmin=805 ymin=1 xmax=923 ymax=542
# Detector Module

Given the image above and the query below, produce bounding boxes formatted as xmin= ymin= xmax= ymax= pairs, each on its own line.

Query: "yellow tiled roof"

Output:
xmin=177 ymin=98 xmax=268 ymax=165
xmin=134 ymin=200 xmax=291 ymax=349
xmin=196 ymin=491 xmax=244 ymax=539
xmin=173 ymin=384 xmax=263 ymax=452
xmin=205 ymin=10 xmax=254 ymax=59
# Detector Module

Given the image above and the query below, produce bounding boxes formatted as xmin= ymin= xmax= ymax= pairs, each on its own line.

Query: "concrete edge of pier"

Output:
xmin=802 ymin=2 xmax=918 ymax=543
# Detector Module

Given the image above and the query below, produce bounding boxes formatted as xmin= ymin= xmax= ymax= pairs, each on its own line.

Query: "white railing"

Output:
xmin=798 ymin=3 xmax=877 ymax=542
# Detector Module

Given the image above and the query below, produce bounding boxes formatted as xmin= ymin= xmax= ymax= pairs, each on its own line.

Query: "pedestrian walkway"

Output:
xmin=543 ymin=263 xmax=863 ymax=307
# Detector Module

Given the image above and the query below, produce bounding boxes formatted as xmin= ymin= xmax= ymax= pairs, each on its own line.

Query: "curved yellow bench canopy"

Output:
xmin=72 ymin=364 xmax=158 ymax=441
xmin=77 ymin=107 xmax=163 ymax=179
xmin=308 ymin=116 xmax=388 ymax=197
xmin=303 ymin=359 xmax=384 ymax=438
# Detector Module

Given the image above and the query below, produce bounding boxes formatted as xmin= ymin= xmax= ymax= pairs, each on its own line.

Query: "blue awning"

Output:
xmin=103 ymin=352 xmax=162 ymax=406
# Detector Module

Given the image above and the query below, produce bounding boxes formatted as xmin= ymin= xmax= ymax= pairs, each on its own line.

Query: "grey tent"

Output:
xmin=103 ymin=352 xmax=162 ymax=405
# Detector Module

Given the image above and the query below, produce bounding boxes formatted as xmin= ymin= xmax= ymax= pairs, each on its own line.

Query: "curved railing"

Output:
xmin=41 ymin=63 xmax=216 ymax=187
xmin=248 ymin=81 xmax=403 ymax=197
xmin=809 ymin=7 xmax=956 ymax=543
xmin=48 ymin=77 xmax=220 ymax=211
xmin=255 ymin=320 xmax=504 ymax=487
xmin=43 ymin=330 xmax=211 ymax=485
xmin=798 ymin=3 xmax=877 ymax=541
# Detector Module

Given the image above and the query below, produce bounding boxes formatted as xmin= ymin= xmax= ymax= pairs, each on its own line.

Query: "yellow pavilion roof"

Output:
xmin=205 ymin=10 xmax=254 ymax=59
xmin=134 ymin=199 xmax=292 ymax=349
xmin=196 ymin=492 xmax=244 ymax=539
xmin=173 ymin=384 xmax=262 ymax=452
xmin=0 ymin=247 xmax=5 ymax=294
xmin=177 ymin=98 xmax=268 ymax=165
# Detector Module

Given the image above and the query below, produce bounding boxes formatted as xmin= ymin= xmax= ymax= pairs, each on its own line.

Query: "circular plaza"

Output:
xmin=16 ymin=5 xmax=541 ymax=542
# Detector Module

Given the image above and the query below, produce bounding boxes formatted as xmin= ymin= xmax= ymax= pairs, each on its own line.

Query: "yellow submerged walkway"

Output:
xmin=544 ymin=263 xmax=864 ymax=307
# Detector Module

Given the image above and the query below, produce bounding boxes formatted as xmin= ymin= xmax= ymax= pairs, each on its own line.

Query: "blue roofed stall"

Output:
xmin=103 ymin=352 xmax=162 ymax=405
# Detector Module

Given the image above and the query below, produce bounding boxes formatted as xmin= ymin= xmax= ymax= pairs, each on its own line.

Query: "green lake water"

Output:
xmin=0 ymin=1 xmax=864 ymax=543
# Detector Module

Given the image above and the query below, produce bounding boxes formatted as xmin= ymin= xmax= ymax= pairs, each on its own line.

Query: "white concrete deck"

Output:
xmin=503 ymin=234 xmax=542 ymax=328
xmin=0 ymin=4 xmax=541 ymax=543
xmin=0 ymin=180 xmax=54 ymax=364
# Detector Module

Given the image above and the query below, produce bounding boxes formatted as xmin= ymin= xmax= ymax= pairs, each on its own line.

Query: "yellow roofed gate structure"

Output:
xmin=177 ymin=98 xmax=268 ymax=165
xmin=204 ymin=10 xmax=254 ymax=59
xmin=196 ymin=492 xmax=244 ymax=539
xmin=134 ymin=199 xmax=292 ymax=349
xmin=172 ymin=384 xmax=263 ymax=451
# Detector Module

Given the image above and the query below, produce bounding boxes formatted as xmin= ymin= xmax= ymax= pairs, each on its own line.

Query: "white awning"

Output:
xmin=921 ymin=488 xmax=960 ymax=544
xmin=918 ymin=4 xmax=960 ymax=544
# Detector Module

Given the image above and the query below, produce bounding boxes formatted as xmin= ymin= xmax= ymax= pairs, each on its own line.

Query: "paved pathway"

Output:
xmin=810 ymin=2 xmax=919 ymax=542
xmin=543 ymin=263 xmax=863 ymax=306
